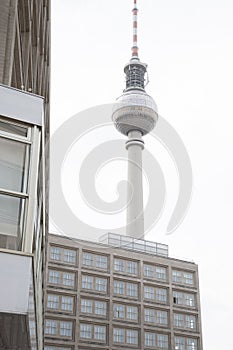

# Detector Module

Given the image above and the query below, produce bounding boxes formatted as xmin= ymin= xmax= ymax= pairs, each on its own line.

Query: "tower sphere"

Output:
xmin=112 ymin=89 xmax=158 ymax=136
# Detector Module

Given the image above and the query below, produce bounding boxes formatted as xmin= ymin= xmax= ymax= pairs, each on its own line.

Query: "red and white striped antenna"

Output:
xmin=131 ymin=0 xmax=139 ymax=59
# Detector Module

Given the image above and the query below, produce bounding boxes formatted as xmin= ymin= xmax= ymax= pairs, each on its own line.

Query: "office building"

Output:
xmin=0 ymin=0 xmax=50 ymax=349
xmin=44 ymin=233 xmax=203 ymax=350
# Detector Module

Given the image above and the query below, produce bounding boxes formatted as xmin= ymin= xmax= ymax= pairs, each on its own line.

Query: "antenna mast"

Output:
xmin=132 ymin=0 xmax=139 ymax=59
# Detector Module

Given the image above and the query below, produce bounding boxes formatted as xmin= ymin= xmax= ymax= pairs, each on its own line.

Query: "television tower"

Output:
xmin=112 ymin=0 xmax=158 ymax=239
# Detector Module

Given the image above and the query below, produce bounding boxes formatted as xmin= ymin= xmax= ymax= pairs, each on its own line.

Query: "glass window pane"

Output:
xmin=63 ymin=272 xmax=75 ymax=287
xmin=60 ymin=321 xmax=72 ymax=337
xmin=95 ymin=301 xmax=106 ymax=316
xmin=113 ymin=328 xmax=124 ymax=343
xmin=0 ymin=194 xmax=25 ymax=250
xmin=94 ymin=325 xmax=106 ymax=341
xmin=50 ymin=246 xmax=62 ymax=261
xmin=47 ymin=294 xmax=59 ymax=309
xmin=64 ymin=249 xmax=76 ymax=264
xmin=0 ymin=120 xmax=28 ymax=137
xmin=114 ymin=304 xmax=125 ymax=318
xmin=96 ymin=255 xmax=107 ymax=269
xmin=145 ymin=332 xmax=155 ymax=346
xmin=81 ymin=299 xmax=93 ymax=313
xmin=80 ymin=323 xmax=92 ymax=339
xmin=95 ymin=277 xmax=107 ymax=292
xmin=0 ymin=138 xmax=29 ymax=192
xmin=127 ymin=329 xmax=138 ymax=345
xmin=61 ymin=296 xmax=73 ymax=312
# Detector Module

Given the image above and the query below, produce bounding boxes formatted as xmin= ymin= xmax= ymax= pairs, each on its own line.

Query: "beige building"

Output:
xmin=44 ymin=233 xmax=203 ymax=350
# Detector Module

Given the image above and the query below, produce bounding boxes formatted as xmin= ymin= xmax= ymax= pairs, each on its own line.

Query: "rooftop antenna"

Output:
xmin=132 ymin=0 xmax=139 ymax=59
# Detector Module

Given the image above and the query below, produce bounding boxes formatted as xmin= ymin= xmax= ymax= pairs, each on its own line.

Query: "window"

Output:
xmin=144 ymin=264 xmax=154 ymax=278
xmin=60 ymin=321 xmax=72 ymax=337
xmin=175 ymin=337 xmax=185 ymax=350
xmin=95 ymin=277 xmax=107 ymax=292
xmin=113 ymin=328 xmax=138 ymax=345
xmin=114 ymin=280 xmax=124 ymax=295
xmin=127 ymin=283 xmax=138 ymax=297
xmin=174 ymin=313 xmax=184 ymax=327
xmin=157 ymin=334 xmax=168 ymax=349
xmin=45 ymin=319 xmax=73 ymax=338
xmin=145 ymin=332 xmax=155 ymax=347
xmin=172 ymin=270 xmax=182 ymax=283
xmin=81 ymin=299 xmax=107 ymax=317
xmin=96 ymin=255 xmax=107 ymax=269
xmin=61 ymin=296 xmax=73 ymax=312
xmin=186 ymin=315 xmax=196 ymax=330
xmin=47 ymin=294 xmax=59 ymax=309
xmin=113 ymin=328 xmax=124 ymax=343
xmin=113 ymin=304 xmax=138 ymax=321
xmin=157 ymin=311 xmax=168 ymax=325
xmin=174 ymin=314 xmax=196 ymax=330
xmin=187 ymin=338 xmax=197 ymax=350
xmin=145 ymin=308 xmax=155 ymax=323
xmin=45 ymin=320 xmax=57 ymax=335
xmin=63 ymin=272 xmax=75 ymax=287
xmin=144 ymin=309 xmax=168 ymax=325
xmin=127 ymin=261 xmax=138 ymax=275
xmin=144 ymin=286 xmax=155 ymax=300
xmin=126 ymin=330 xmax=138 ymax=345
xmin=95 ymin=301 xmax=107 ymax=316
xmin=94 ymin=325 xmax=106 ymax=341
xmin=82 ymin=252 xmax=108 ymax=270
xmin=81 ymin=299 xmax=93 ymax=314
xmin=156 ymin=288 xmax=167 ymax=303
xmin=114 ymin=258 xmax=124 ymax=272
xmin=64 ymin=249 xmax=76 ymax=264
xmin=82 ymin=275 xmax=93 ymax=290
xmin=50 ymin=247 xmax=62 ymax=261
xmin=83 ymin=253 xmax=94 ymax=267
xmin=48 ymin=270 xmax=60 ymax=285
xmin=114 ymin=304 xmax=125 ymax=319
xmin=48 ymin=270 xmax=75 ymax=289
xmin=172 ymin=270 xmax=194 ymax=286
xmin=0 ymin=121 xmax=32 ymax=251
xmin=173 ymin=291 xmax=183 ymax=305
xmin=82 ymin=275 xmax=108 ymax=292
xmin=127 ymin=306 xmax=138 ymax=320
xmin=114 ymin=258 xmax=138 ymax=275
xmin=47 ymin=294 xmax=74 ymax=313
xmin=80 ymin=323 xmax=106 ymax=343
xmin=175 ymin=337 xmax=197 ymax=350
xmin=156 ymin=267 xmax=166 ymax=280
xmin=80 ymin=324 xmax=92 ymax=339
xmin=184 ymin=273 xmax=194 ymax=285
xmin=185 ymin=293 xmax=195 ymax=307
xmin=144 ymin=264 xmax=167 ymax=280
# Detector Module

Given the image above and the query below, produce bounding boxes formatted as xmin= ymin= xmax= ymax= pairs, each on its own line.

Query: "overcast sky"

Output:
xmin=51 ymin=1 xmax=233 ymax=349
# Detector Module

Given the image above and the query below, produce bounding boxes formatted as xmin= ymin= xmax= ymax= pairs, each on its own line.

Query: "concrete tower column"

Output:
xmin=126 ymin=130 xmax=145 ymax=238
xmin=112 ymin=0 xmax=158 ymax=240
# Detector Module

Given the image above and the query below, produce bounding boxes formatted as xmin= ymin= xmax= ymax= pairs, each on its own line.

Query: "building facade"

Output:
xmin=44 ymin=233 xmax=203 ymax=350
xmin=0 ymin=1 xmax=50 ymax=349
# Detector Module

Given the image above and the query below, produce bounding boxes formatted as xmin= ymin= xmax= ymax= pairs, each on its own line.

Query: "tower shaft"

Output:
xmin=126 ymin=130 xmax=144 ymax=239
xmin=112 ymin=0 xmax=158 ymax=240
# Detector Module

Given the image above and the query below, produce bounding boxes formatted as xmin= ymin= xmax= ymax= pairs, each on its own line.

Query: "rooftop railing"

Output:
xmin=99 ymin=232 xmax=168 ymax=258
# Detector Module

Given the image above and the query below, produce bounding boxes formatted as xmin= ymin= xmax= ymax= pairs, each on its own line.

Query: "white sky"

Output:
xmin=51 ymin=1 xmax=233 ymax=349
